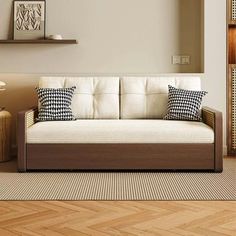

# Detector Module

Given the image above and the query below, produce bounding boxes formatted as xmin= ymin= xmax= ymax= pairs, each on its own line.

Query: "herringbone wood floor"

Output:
xmin=0 ymin=201 xmax=235 ymax=236
xmin=0 ymin=158 xmax=236 ymax=236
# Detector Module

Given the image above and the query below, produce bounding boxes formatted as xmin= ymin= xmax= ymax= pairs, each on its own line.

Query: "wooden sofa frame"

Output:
xmin=18 ymin=106 xmax=223 ymax=172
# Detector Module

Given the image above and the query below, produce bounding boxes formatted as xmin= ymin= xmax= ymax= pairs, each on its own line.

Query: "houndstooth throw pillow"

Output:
xmin=36 ymin=87 xmax=76 ymax=121
xmin=164 ymin=85 xmax=207 ymax=121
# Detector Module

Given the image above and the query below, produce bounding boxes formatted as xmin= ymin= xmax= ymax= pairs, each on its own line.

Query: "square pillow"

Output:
xmin=164 ymin=85 xmax=207 ymax=121
xmin=36 ymin=87 xmax=76 ymax=121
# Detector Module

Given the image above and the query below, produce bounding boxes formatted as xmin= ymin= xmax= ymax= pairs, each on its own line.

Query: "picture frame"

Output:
xmin=13 ymin=0 xmax=46 ymax=40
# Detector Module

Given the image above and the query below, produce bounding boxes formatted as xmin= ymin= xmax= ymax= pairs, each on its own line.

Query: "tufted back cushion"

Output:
xmin=39 ymin=77 xmax=120 ymax=119
xmin=121 ymin=77 xmax=201 ymax=119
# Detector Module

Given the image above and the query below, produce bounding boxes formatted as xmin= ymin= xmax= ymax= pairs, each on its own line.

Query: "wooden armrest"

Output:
xmin=17 ymin=106 xmax=38 ymax=172
xmin=202 ymin=106 xmax=222 ymax=130
xmin=202 ymin=106 xmax=223 ymax=172
xmin=18 ymin=107 xmax=38 ymax=129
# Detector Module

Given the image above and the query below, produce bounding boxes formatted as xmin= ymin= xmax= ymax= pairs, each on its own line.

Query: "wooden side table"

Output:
xmin=0 ymin=110 xmax=11 ymax=162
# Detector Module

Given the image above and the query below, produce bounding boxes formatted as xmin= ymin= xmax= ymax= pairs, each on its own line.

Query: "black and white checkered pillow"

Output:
xmin=164 ymin=85 xmax=207 ymax=121
xmin=36 ymin=87 xmax=76 ymax=121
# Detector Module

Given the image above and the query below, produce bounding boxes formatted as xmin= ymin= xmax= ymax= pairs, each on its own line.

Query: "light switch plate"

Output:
xmin=172 ymin=55 xmax=191 ymax=65
xmin=172 ymin=55 xmax=181 ymax=65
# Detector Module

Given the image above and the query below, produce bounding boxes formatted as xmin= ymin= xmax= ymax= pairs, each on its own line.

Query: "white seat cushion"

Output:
xmin=39 ymin=77 xmax=120 ymax=119
xmin=27 ymin=120 xmax=214 ymax=144
xmin=121 ymin=77 xmax=202 ymax=119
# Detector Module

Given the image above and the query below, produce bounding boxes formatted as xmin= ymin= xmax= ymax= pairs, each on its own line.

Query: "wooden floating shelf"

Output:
xmin=0 ymin=39 xmax=78 ymax=44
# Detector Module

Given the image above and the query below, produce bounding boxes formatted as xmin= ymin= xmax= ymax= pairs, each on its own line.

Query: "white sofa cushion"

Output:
xmin=39 ymin=77 xmax=120 ymax=119
xmin=27 ymin=120 xmax=214 ymax=144
xmin=121 ymin=77 xmax=202 ymax=119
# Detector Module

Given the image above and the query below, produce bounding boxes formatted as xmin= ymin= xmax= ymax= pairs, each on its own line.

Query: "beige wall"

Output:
xmin=201 ymin=0 xmax=226 ymax=153
xmin=0 ymin=0 xmax=226 ymax=153
xmin=0 ymin=0 xmax=202 ymax=73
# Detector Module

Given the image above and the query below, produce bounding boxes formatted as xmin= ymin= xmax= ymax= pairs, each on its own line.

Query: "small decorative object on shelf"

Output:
xmin=13 ymin=0 xmax=46 ymax=40
xmin=47 ymin=34 xmax=63 ymax=40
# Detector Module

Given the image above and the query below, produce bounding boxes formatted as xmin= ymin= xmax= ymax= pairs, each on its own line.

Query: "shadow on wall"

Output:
xmin=0 ymin=75 xmax=38 ymax=152
xmin=178 ymin=0 xmax=203 ymax=73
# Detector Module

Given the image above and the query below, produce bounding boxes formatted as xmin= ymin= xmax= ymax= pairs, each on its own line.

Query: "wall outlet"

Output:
xmin=181 ymin=55 xmax=190 ymax=65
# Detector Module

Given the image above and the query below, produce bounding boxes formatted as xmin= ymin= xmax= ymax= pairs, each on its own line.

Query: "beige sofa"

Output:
xmin=18 ymin=76 xmax=223 ymax=172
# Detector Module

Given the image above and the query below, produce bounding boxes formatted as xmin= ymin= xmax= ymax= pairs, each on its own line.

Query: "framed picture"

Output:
xmin=13 ymin=0 xmax=46 ymax=40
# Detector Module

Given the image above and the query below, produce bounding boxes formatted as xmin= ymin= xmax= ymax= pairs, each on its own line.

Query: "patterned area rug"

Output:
xmin=0 ymin=159 xmax=235 ymax=200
